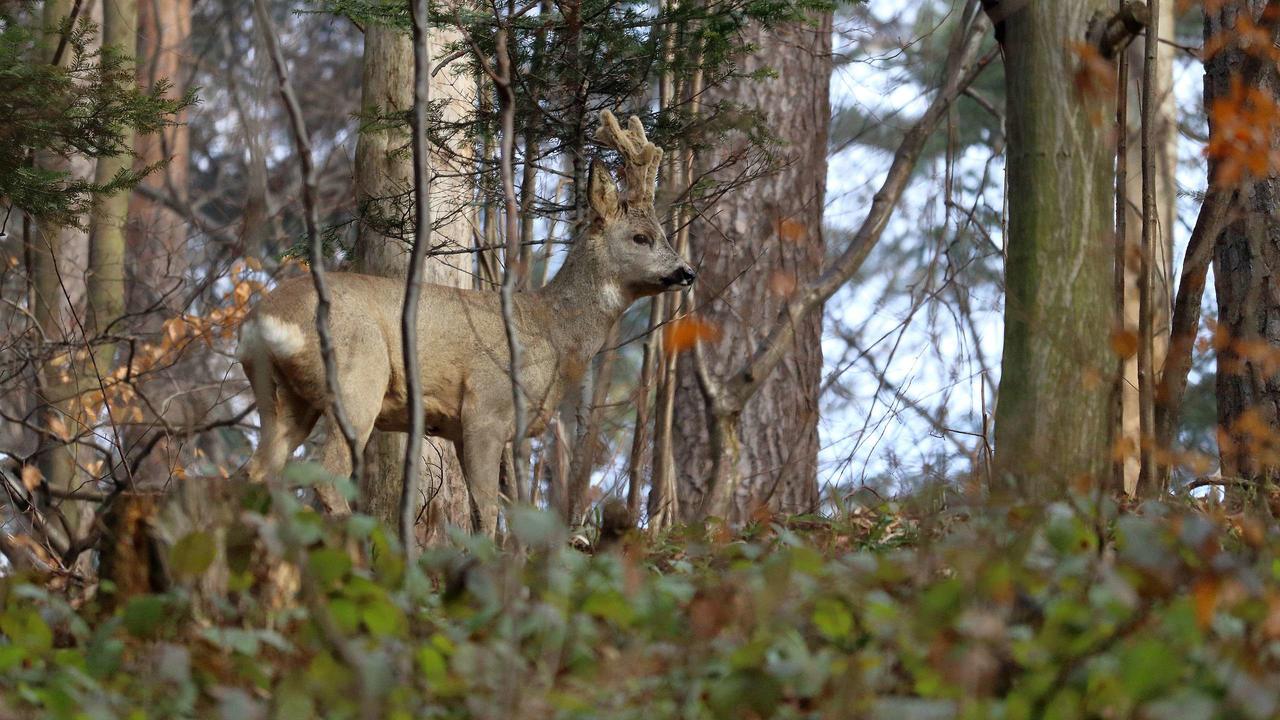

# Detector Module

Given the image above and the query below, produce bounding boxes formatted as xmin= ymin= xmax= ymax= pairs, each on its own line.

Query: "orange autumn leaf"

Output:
xmin=1110 ymin=328 xmax=1139 ymax=359
xmin=233 ymin=280 xmax=253 ymax=306
xmin=1070 ymin=41 xmax=1115 ymax=118
xmin=47 ymin=415 xmax=72 ymax=442
xmin=21 ymin=465 xmax=42 ymax=492
xmin=663 ymin=317 xmax=720 ymax=354
xmin=768 ymin=270 xmax=798 ymax=297
xmin=777 ymin=217 xmax=806 ymax=242
xmin=1193 ymin=576 xmax=1221 ymax=630
xmin=1264 ymin=594 xmax=1280 ymax=640
xmin=1207 ymin=77 xmax=1280 ymax=186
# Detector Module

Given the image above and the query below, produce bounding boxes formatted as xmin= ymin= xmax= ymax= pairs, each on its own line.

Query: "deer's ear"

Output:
xmin=588 ymin=160 xmax=620 ymax=220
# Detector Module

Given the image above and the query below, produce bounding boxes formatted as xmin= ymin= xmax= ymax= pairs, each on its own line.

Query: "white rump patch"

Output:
xmin=258 ymin=315 xmax=306 ymax=357
xmin=255 ymin=315 xmax=306 ymax=358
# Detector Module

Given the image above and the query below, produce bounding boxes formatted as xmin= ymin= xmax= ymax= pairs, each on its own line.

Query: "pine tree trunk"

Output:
xmin=992 ymin=1 xmax=1116 ymax=496
xmin=127 ymin=0 xmax=190 ymax=315
xmin=671 ymin=15 xmax=831 ymax=521
xmin=1205 ymin=1 xmax=1280 ymax=491
xmin=353 ymin=24 xmax=475 ymax=540
xmin=119 ymin=0 xmax=191 ymax=488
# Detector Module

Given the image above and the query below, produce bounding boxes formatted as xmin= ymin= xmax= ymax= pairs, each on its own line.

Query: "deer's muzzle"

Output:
xmin=663 ymin=265 xmax=697 ymax=288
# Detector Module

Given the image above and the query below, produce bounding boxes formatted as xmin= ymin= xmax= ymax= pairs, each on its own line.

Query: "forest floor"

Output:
xmin=0 ymin=481 xmax=1277 ymax=719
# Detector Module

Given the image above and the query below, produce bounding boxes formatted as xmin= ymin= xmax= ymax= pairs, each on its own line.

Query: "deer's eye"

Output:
xmin=632 ymin=233 xmax=651 ymax=246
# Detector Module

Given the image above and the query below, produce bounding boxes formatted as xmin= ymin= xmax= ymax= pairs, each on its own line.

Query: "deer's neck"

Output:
xmin=537 ymin=242 xmax=630 ymax=362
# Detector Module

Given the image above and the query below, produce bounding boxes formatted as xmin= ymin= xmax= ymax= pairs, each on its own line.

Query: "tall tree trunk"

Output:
xmin=1205 ymin=1 xmax=1280 ymax=492
xmin=31 ymin=0 xmax=98 ymax=534
xmin=127 ymin=0 xmax=190 ymax=315
xmin=992 ymin=1 xmax=1116 ymax=496
xmin=88 ymin=0 xmax=138 ymax=373
xmin=353 ymin=24 xmax=475 ymax=540
xmin=673 ymin=15 xmax=831 ymax=520
xmin=120 ymin=0 xmax=191 ymax=488
xmin=1119 ymin=0 xmax=1177 ymax=495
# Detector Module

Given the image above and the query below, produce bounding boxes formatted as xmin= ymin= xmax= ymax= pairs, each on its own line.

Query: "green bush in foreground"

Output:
xmin=1 ymin=486 xmax=1279 ymax=719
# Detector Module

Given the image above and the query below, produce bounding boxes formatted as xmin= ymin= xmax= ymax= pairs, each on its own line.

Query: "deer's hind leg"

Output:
xmin=314 ymin=335 xmax=390 ymax=515
xmin=245 ymin=358 xmax=321 ymax=486
xmin=459 ymin=419 xmax=508 ymax=539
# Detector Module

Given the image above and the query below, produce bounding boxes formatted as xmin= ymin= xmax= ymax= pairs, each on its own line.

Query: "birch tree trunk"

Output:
xmin=1205 ymin=1 xmax=1280 ymax=492
xmin=992 ymin=1 xmax=1117 ymax=496
xmin=353 ymin=23 xmax=476 ymax=540
xmin=673 ymin=15 xmax=831 ymax=520
xmin=1120 ymin=0 xmax=1177 ymax=495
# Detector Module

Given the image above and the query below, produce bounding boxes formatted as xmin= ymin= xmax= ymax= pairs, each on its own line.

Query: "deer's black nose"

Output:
xmin=666 ymin=265 xmax=696 ymax=287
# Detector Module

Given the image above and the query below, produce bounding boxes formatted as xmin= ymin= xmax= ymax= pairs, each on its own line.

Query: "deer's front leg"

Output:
xmin=461 ymin=421 xmax=506 ymax=539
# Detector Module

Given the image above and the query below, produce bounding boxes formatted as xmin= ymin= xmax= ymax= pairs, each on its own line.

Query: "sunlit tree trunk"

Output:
xmin=673 ymin=14 xmax=831 ymax=520
xmin=1205 ymin=1 xmax=1280 ymax=493
xmin=992 ymin=1 xmax=1116 ymax=496
xmin=353 ymin=23 xmax=476 ymax=540
xmin=1120 ymin=0 xmax=1176 ymax=495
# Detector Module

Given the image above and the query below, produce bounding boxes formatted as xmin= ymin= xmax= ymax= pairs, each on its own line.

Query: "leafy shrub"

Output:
xmin=1 ymin=491 xmax=1279 ymax=719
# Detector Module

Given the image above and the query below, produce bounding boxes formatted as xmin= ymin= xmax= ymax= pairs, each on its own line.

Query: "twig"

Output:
xmin=1112 ymin=19 xmax=1129 ymax=493
xmin=495 ymin=27 xmax=532 ymax=507
xmin=400 ymin=0 xmax=434 ymax=563
xmin=1137 ymin=0 xmax=1159 ymax=492
xmin=254 ymin=0 xmax=362 ymax=496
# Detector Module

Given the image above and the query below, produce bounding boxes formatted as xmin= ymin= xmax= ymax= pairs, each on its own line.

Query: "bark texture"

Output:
xmin=88 ymin=0 xmax=138 ymax=362
xmin=993 ymin=1 xmax=1117 ymax=494
xmin=353 ymin=24 xmax=476 ymax=540
xmin=673 ymin=15 xmax=831 ymax=519
xmin=1206 ymin=1 xmax=1280 ymax=487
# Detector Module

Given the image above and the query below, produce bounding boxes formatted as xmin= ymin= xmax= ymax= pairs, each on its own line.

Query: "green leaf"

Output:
xmin=812 ymin=597 xmax=853 ymax=640
xmin=416 ymin=646 xmax=448 ymax=685
xmin=170 ymin=531 xmax=217 ymax=578
xmin=85 ymin=634 xmax=124 ymax=678
xmin=508 ymin=506 xmax=566 ymax=549
xmin=0 ymin=644 xmax=24 ymax=672
xmin=328 ymin=598 xmax=360 ymax=634
xmin=362 ymin=598 xmax=405 ymax=637
xmin=582 ymin=589 xmax=636 ymax=626
xmin=122 ymin=595 xmax=168 ymax=638
xmin=308 ymin=548 xmax=352 ymax=588
xmin=1 ymin=607 xmax=52 ymax=654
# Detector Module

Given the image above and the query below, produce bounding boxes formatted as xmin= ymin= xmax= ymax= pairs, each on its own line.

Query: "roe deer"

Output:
xmin=237 ymin=111 xmax=694 ymax=536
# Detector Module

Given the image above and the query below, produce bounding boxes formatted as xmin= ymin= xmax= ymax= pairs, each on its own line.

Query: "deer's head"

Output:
xmin=587 ymin=111 xmax=696 ymax=297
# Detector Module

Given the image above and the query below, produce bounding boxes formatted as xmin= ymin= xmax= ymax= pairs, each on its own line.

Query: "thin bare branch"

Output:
xmin=254 ymin=0 xmax=361 ymax=505
xmin=401 ymin=0 xmax=434 ymax=562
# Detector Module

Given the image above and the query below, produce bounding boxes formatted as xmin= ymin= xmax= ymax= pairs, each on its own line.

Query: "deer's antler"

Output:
xmin=594 ymin=110 xmax=663 ymax=209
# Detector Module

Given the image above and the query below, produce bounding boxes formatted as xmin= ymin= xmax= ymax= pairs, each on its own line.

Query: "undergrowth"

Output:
xmin=1 ymin=482 xmax=1278 ymax=719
